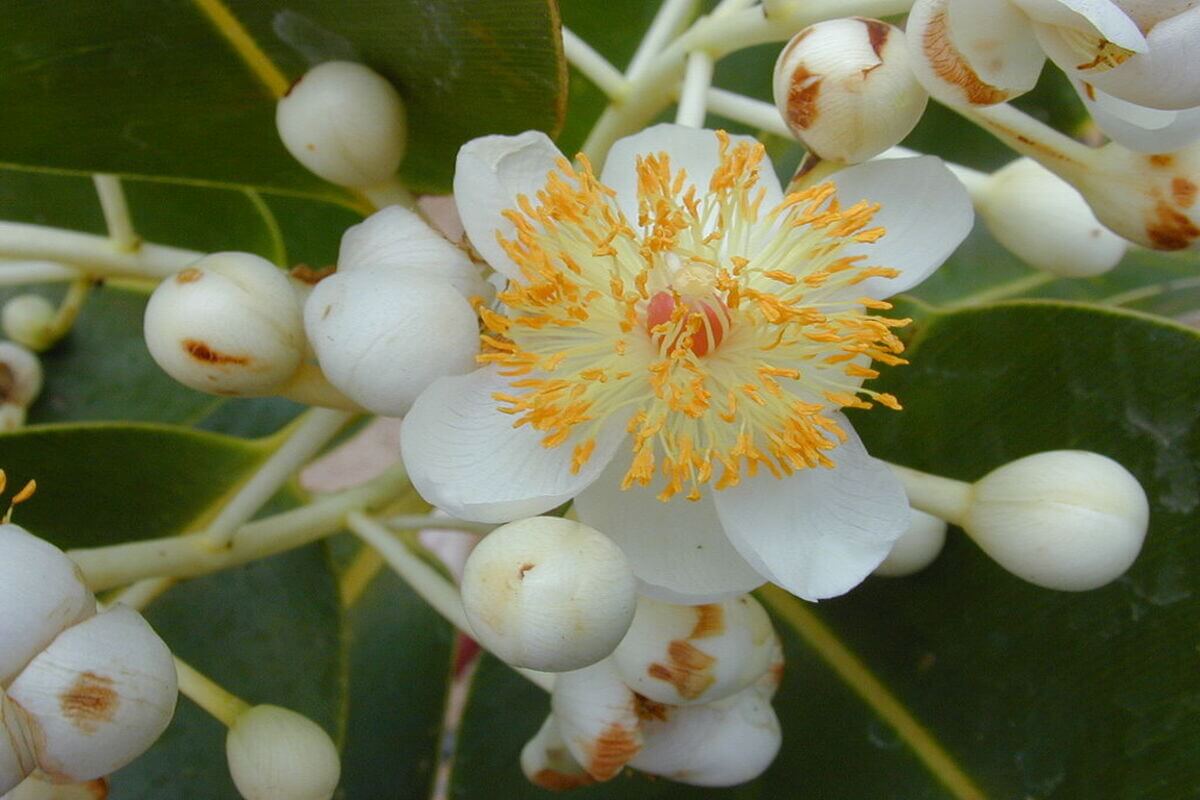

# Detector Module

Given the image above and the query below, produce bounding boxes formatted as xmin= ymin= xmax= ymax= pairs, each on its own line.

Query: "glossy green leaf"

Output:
xmin=0 ymin=0 xmax=564 ymax=196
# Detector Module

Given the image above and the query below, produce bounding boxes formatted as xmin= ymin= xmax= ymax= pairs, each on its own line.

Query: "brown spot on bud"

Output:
xmin=1149 ymin=154 xmax=1174 ymax=168
xmin=647 ymin=640 xmax=717 ymax=700
xmin=82 ymin=779 xmax=109 ymax=799
xmin=290 ymin=264 xmax=336 ymax=285
xmin=182 ymin=339 xmax=250 ymax=366
xmin=175 ymin=268 xmax=203 ymax=284
xmin=531 ymin=769 xmax=594 ymax=791
xmin=1172 ymin=177 xmax=1197 ymax=209
xmin=633 ymin=693 xmax=671 ymax=722
xmin=923 ymin=10 xmax=1009 ymax=104
xmin=1082 ymin=81 xmax=1097 ymax=101
xmin=0 ymin=363 xmax=15 ymax=403
xmin=689 ymin=604 xmax=725 ymax=638
xmin=584 ymin=722 xmax=640 ymax=781
xmin=1146 ymin=200 xmax=1200 ymax=250
xmin=859 ymin=17 xmax=890 ymax=58
xmin=786 ymin=66 xmax=822 ymax=130
xmin=518 ymin=562 xmax=536 ymax=579
xmin=60 ymin=671 xmax=118 ymax=733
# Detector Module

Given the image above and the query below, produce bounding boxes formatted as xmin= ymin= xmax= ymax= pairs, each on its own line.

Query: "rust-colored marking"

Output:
xmin=85 ymin=779 xmax=109 ymax=799
xmin=1149 ymin=154 xmax=1174 ymax=168
xmin=290 ymin=264 xmax=335 ymax=285
xmin=923 ymin=9 xmax=1009 ymax=104
xmin=647 ymin=640 xmax=717 ymax=700
xmin=0 ymin=363 xmax=15 ymax=402
xmin=786 ymin=65 xmax=822 ymax=130
xmin=1082 ymin=81 xmax=1097 ymax=101
xmin=518 ymin=562 xmax=536 ymax=579
xmin=633 ymin=693 xmax=671 ymax=722
xmin=175 ymin=268 xmax=203 ymax=284
xmin=182 ymin=339 xmax=250 ymax=366
xmin=1146 ymin=199 xmax=1200 ymax=250
xmin=532 ymin=768 xmax=594 ymax=791
xmin=59 ymin=671 xmax=118 ymax=734
xmin=585 ymin=722 xmax=640 ymax=781
xmin=769 ymin=660 xmax=786 ymax=688
xmin=1172 ymin=177 xmax=1197 ymax=208
xmin=689 ymin=604 xmax=725 ymax=639
xmin=860 ymin=17 xmax=890 ymax=58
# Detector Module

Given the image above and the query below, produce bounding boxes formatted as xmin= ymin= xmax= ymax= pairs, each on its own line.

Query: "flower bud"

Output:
xmin=773 ymin=18 xmax=928 ymax=163
xmin=610 ymin=595 xmax=775 ymax=706
xmin=7 ymin=606 xmax=178 ymax=782
xmin=0 ymin=524 xmax=95 ymax=688
xmin=1 ymin=296 xmax=56 ymax=353
xmin=519 ymin=716 xmax=593 ymax=791
xmin=0 ymin=343 xmax=43 ymax=409
xmin=963 ymin=451 xmax=1149 ymax=590
xmin=630 ymin=683 xmax=781 ymax=788
xmin=874 ymin=509 xmax=947 ymax=577
xmin=144 ymin=253 xmax=305 ymax=396
xmin=304 ymin=269 xmax=478 ymax=416
xmin=0 ymin=405 xmax=26 ymax=433
xmin=976 ymin=158 xmax=1127 ymax=277
xmin=461 ymin=517 xmax=636 ymax=672
xmin=551 ymin=660 xmax=643 ymax=782
xmin=225 ymin=705 xmax=340 ymax=800
xmin=276 ymin=61 xmax=407 ymax=189
xmin=0 ymin=695 xmax=36 ymax=795
xmin=1 ymin=773 xmax=107 ymax=800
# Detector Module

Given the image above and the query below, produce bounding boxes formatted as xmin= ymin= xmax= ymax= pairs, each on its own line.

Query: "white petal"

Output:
xmin=400 ymin=366 xmax=627 ymax=523
xmin=712 ymin=418 xmax=910 ymax=601
xmin=830 ymin=156 xmax=974 ymax=299
xmin=1112 ymin=0 xmax=1198 ymax=30
xmin=551 ymin=660 xmax=643 ymax=781
xmin=336 ymin=205 xmax=485 ymax=299
xmin=1038 ymin=8 xmax=1200 ymax=109
xmin=1011 ymin=0 xmax=1147 ymax=49
xmin=574 ymin=453 xmax=766 ymax=604
xmin=453 ymin=131 xmax=565 ymax=281
xmin=1077 ymin=80 xmax=1200 ymax=151
xmin=599 ymin=124 xmax=785 ymax=227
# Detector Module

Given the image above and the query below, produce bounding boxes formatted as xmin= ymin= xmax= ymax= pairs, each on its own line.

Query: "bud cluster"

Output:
xmin=0 ymin=343 xmax=42 ymax=432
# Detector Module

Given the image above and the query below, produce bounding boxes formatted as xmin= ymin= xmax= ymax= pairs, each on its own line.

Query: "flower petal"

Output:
xmin=400 ymin=366 xmax=626 ymax=522
xmin=574 ymin=453 xmax=766 ymax=604
xmin=453 ymin=131 xmax=566 ymax=281
xmin=1076 ymin=80 xmax=1200 ymax=151
xmin=337 ymin=205 xmax=485 ymax=299
xmin=830 ymin=155 xmax=974 ymax=299
xmin=1037 ymin=8 xmax=1200 ymax=110
xmin=599 ymin=124 xmax=785 ymax=227
xmin=712 ymin=417 xmax=910 ymax=601
xmin=1010 ymin=0 xmax=1147 ymax=50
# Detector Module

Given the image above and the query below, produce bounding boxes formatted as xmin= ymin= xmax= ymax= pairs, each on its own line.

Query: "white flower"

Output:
xmin=400 ymin=124 xmax=973 ymax=602
xmin=906 ymin=0 xmax=1200 ymax=151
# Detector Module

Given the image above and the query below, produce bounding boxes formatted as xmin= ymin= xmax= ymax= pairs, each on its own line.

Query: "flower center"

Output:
xmin=479 ymin=132 xmax=907 ymax=501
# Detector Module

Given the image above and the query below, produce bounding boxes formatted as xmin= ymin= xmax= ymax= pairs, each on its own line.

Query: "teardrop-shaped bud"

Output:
xmin=276 ymin=61 xmax=407 ymax=189
xmin=874 ymin=508 xmax=947 ymax=577
xmin=964 ymin=451 xmax=1149 ymax=590
xmin=550 ymin=660 xmax=643 ymax=782
xmin=144 ymin=253 xmax=305 ymax=396
xmin=0 ymin=695 xmax=37 ymax=796
xmin=7 ymin=606 xmax=177 ymax=782
xmin=773 ymin=18 xmax=928 ymax=163
xmin=630 ymin=682 xmax=782 ymax=788
xmin=0 ymin=524 xmax=95 ymax=688
xmin=0 ymin=343 xmax=43 ymax=409
xmin=225 ymin=705 xmax=340 ymax=800
xmin=519 ymin=715 xmax=594 ymax=792
xmin=462 ymin=517 xmax=637 ymax=672
xmin=610 ymin=595 xmax=775 ymax=706
xmin=1 ymin=296 xmax=56 ymax=353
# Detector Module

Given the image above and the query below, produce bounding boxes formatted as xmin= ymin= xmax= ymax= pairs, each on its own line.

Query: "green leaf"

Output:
xmin=0 ymin=0 xmax=565 ymax=196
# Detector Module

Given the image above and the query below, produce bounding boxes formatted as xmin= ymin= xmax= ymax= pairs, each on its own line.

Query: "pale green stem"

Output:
xmin=275 ymin=362 xmax=363 ymax=411
xmin=109 ymin=577 xmax=176 ymax=610
xmin=562 ymin=26 xmax=629 ymax=100
xmin=0 ymin=260 xmax=81 ymax=286
xmin=346 ymin=512 xmax=555 ymax=692
xmin=954 ymin=103 xmax=1096 ymax=176
xmin=886 ymin=463 xmax=973 ymax=527
xmin=93 ymin=174 xmax=140 ymax=252
xmin=385 ymin=514 xmax=496 ymax=536
xmin=68 ymin=463 xmax=411 ymax=590
xmin=173 ymin=657 xmax=251 ymax=728
xmin=360 ymin=177 xmax=416 ymax=211
xmin=675 ymin=50 xmax=714 ymax=127
xmin=0 ymin=220 xmax=200 ymax=280
xmin=705 ymin=86 xmax=791 ymax=137
xmin=203 ymin=408 xmax=355 ymax=549
xmin=627 ymin=0 xmax=696 ymax=80
xmin=35 ymin=278 xmax=92 ymax=351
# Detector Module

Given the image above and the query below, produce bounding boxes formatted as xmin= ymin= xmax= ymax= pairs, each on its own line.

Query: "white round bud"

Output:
xmin=304 ymin=268 xmax=479 ymax=416
xmin=225 ymin=705 xmax=340 ymax=800
xmin=1 ymin=773 xmax=107 ymax=800
xmin=874 ymin=509 xmax=947 ymax=577
xmin=964 ymin=451 xmax=1150 ymax=590
xmin=276 ymin=61 xmax=407 ymax=189
xmin=0 ymin=695 xmax=36 ymax=796
xmin=550 ymin=659 xmax=643 ymax=782
xmin=977 ymin=158 xmax=1127 ymax=277
xmin=0 ymin=343 xmax=43 ymax=409
xmin=7 ymin=606 xmax=177 ymax=782
xmin=519 ymin=716 xmax=593 ymax=791
xmin=773 ymin=18 xmax=928 ymax=163
xmin=611 ymin=595 xmax=775 ymax=706
xmin=461 ymin=517 xmax=636 ymax=673
xmin=0 ymin=524 xmax=96 ymax=688
xmin=630 ymin=683 xmax=781 ymax=788
xmin=1 ymin=297 xmax=56 ymax=353
xmin=144 ymin=253 xmax=305 ymax=397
